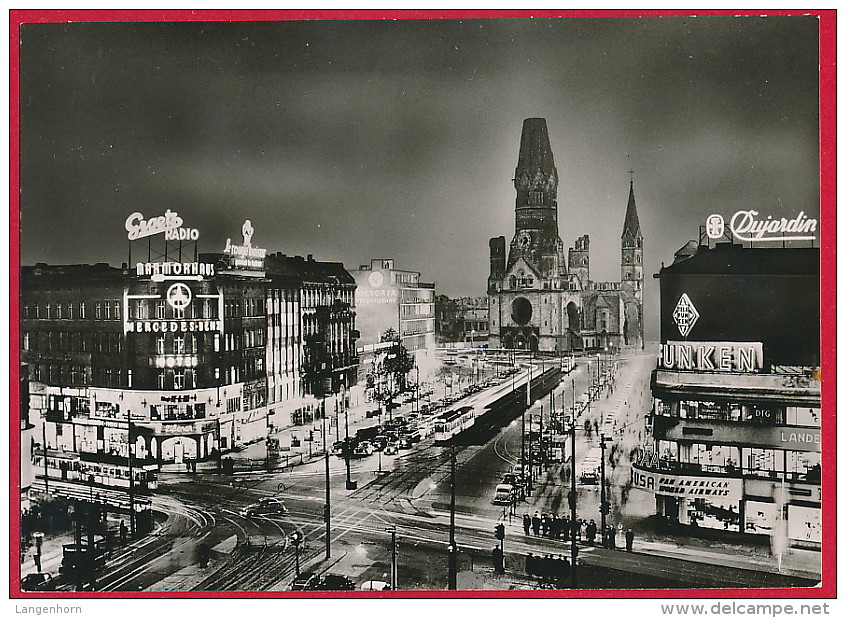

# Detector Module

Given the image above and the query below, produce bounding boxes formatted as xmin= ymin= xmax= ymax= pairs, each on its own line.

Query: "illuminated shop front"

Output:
xmin=635 ymin=240 xmax=821 ymax=549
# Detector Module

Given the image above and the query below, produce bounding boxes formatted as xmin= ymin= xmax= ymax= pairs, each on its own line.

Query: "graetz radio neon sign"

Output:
xmin=706 ymin=210 xmax=817 ymax=243
xmin=125 ymin=209 xmax=199 ymax=241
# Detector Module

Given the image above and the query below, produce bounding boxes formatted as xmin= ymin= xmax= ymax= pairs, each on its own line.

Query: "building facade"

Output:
xmin=487 ymin=117 xmax=643 ymax=353
xmin=20 ymin=215 xmax=359 ymax=483
xmin=633 ymin=243 xmax=821 ymax=549
xmin=434 ymin=295 xmax=489 ymax=346
xmin=351 ymin=259 xmax=436 ymax=358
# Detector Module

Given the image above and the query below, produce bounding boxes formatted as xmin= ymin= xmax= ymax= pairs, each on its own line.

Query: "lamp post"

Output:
xmin=344 ymin=400 xmax=353 ymax=489
xmin=127 ymin=415 xmax=135 ymax=538
xmin=570 ymin=420 xmax=578 ymax=587
xmin=600 ymin=433 xmax=612 ymax=548
xmin=322 ymin=394 xmax=331 ymax=559
xmin=448 ymin=445 xmax=457 ymax=590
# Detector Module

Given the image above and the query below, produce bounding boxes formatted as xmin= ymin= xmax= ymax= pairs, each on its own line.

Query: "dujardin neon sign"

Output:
xmin=125 ymin=209 xmax=199 ymax=241
xmin=706 ymin=210 xmax=817 ymax=243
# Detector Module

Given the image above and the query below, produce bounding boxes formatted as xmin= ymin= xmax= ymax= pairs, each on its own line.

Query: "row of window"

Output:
xmin=655 ymin=400 xmax=820 ymax=427
xmin=22 ymin=331 xmax=123 ymax=354
xmin=652 ymin=440 xmax=821 ymax=483
xmin=23 ymin=301 xmax=120 ymax=321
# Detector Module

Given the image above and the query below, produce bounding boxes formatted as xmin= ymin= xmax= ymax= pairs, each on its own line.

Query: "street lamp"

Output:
xmin=600 ymin=433 xmax=612 ymax=548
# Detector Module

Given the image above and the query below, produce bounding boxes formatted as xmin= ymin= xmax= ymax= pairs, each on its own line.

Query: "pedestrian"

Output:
xmin=532 ymin=512 xmax=541 ymax=536
xmin=541 ymin=514 xmax=549 ymax=537
xmin=609 ymin=525 xmax=617 ymax=550
xmin=119 ymin=520 xmax=128 ymax=545
xmin=625 ymin=528 xmax=634 ymax=552
xmin=523 ymin=513 xmax=531 ymax=535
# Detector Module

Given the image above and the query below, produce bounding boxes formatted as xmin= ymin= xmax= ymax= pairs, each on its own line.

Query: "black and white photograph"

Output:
xmin=9 ymin=10 xmax=834 ymax=601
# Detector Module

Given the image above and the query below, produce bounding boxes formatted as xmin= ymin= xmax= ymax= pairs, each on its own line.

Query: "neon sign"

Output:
xmin=125 ymin=210 xmax=199 ymax=241
xmin=660 ymin=341 xmax=763 ymax=373
xmin=706 ymin=210 xmax=817 ymax=243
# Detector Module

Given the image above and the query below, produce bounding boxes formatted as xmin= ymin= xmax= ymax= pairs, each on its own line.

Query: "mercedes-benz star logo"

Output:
xmin=166 ymin=283 xmax=192 ymax=311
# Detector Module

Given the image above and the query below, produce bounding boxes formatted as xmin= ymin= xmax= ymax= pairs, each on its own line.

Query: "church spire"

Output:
xmin=621 ymin=176 xmax=642 ymax=242
xmin=513 ymin=118 xmax=558 ymax=211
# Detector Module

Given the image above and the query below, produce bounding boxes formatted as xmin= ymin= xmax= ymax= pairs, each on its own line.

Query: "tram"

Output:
xmin=433 ymin=406 xmax=477 ymax=444
xmin=33 ymin=450 xmax=159 ymax=491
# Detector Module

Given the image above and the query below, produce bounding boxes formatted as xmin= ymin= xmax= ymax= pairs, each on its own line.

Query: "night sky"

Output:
xmin=18 ymin=16 xmax=821 ymax=337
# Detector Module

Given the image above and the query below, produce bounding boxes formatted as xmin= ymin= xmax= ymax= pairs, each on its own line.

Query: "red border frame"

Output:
xmin=8 ymin=9 xmax=836 ymax=600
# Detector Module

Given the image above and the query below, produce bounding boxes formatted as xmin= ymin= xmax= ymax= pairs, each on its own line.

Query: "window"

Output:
xmin=67 ymin=303 xmax=73 ymax=319
xmin=156 ymin=335 xmax=166 ymax=355
xmin=127 ymin=369 xmax=133 ymax=388
xmin=137 ymin=300 xmax=148 ymax=320
xmin=56 ymin=303 xmax=63 ymax=319
xmin=214 ymin=333 xmax=220 ymax=352
xmin=156 ymin=301 xmax=166 ymax=319
xmin=157 ymin=371 xmax=166 ymax=390
xmin=173 ymin=369 xmax=185 ymax=390
xmin=23 ymin=332 xmax=30 ymax=350
xmin=174 ymin=335 xmax=185 ymax=355
xmin=78 ymin=302 xmax=86 ymax=319
xmin=113 ymin=301 xmax=121 ymax=320
xmin=95 ymin=302 xmax=102 ymax=320
xmin=104 ymin=302 xmax=111 ymax=320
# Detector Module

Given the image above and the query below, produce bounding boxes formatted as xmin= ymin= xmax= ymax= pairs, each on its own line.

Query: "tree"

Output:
xmin=370 ymin=328 xmax=414 ymax=407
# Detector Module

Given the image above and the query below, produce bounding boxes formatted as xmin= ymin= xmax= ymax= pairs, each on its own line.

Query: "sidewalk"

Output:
xmin=521 ymin=350 xmax=821 ymax=582
xmin=18 ymin=513 xmax=157 ymax=587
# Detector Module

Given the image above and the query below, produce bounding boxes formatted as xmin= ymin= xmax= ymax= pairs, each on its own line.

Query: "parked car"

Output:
xmin=317 ymin=574 xmax=356 ymax=591
xmin=21 ymin=572 xmax=56 ymax=591
xmin=383 ymin=442 xmax=399 ymax=456
xmin=290 ymin=571 xmax=321 ymax=591
xmin=360 ymin=580 xmax=392 ymax=591
xmin=241 ymin=497 xmax=288 ymax=518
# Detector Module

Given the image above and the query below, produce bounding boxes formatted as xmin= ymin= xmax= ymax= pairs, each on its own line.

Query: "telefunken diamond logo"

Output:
xmin=673 ymin=293 xmax=699 ymax=338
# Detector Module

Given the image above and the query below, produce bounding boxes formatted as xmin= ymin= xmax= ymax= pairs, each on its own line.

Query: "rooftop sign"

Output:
xmin=125 ymin=209 xmax=199 ymax=241
xmin=706 ymin=210 xmax=817 ymax=243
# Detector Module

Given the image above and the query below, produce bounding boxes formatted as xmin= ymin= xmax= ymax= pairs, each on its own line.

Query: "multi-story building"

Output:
xmin=633 ymin=242 xmax=821 ymax=549
xmin=351 ymin=258 xmax=436 ymax=360
xmin=434 ymin=295 xmax=489 ymax=346
xmin=265 ymin=253 xmax=358 ymax=426
xmin=20 ymin=215 xmax=359 ymax=484
xmin=487 ymin=117 xmax=643 ymax=353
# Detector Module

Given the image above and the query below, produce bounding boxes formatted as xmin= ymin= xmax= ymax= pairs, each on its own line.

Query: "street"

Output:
xmin=21 ymin=350 xmax=821 ymax=592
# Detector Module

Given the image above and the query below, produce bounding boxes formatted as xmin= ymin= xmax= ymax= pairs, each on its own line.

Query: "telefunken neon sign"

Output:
xmin=706 ymin=210 xmax=817 ymax=243
xmin=125 ymin=209 xmax=199 ymax=241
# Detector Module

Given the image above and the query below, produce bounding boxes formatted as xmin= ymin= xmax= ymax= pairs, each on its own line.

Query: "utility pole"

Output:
xmin=539 ymin=404 xmax=545 ymax=472
xmin=388 ymin=526 xmax=398 ymax=590
xmin=448 ymin=445 xmax=457 ymax=590
xmin=600 ymin=433 xmax=609 ymax=548
xmin=41 ymin=417 xmax=49 ymax=493
xmin=344 ymin=403 xmax=353 ymax=489
xmin=570 ymin=421 xmax=578 ymax=587
xmin=520 ymin=396 xmax=526 ymax=501
xmin=128 ymin=417 xmax=135 ymax=538
xmin=323 ymin=395 xmax=331 ymax=559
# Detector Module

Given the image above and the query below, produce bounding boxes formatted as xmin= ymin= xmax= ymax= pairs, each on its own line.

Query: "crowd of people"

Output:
xmin=521 ymin=511 xmax=635 ymax=552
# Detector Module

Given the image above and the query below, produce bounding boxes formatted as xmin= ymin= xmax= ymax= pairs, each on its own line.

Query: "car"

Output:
xmin=501 ymin=473 xmax=519 ymax=487
xmin=241 ymin=497 xmax=288 ymax=518
xmin=360 ymin=580 xmax=392 ymax=591
xmin=317 ymin=574 xmax=356 ymax=591
xmin=383 ymin=442 xmax=398 ymax=456
xmin=21 ymin=572 xmax=56 ymax=591
xmin=290 ymin=571 xmax=321 ymax=591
